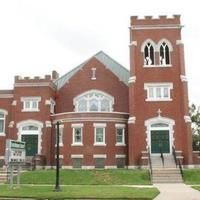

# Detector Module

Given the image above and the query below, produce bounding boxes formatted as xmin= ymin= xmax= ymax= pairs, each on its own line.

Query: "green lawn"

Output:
xmin=192 ymin=186 xmax=200 ymax=191
xmin=16 ymin=169 xmax=151 ymax=185
xmin=183 ymin=169 xmax=200 ymax=184
xmin=0 ymin=185 xmax=159 ymax=200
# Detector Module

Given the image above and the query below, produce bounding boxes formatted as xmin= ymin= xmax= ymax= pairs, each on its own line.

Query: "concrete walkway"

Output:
xmin=154 ymin=183 xmax=200 ymax=200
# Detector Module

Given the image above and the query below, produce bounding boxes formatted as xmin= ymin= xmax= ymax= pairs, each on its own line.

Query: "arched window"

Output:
xmin=158 ymin=39 xmax=173 ymax=66
xmin=74 ymin=90 xmax=114 ymax=112
xmin=142 ymin=40 xmax=155 ymax=66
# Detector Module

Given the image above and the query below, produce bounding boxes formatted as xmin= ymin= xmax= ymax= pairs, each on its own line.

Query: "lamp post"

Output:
xmin=54 ymin=121 xmax=61 ymax=191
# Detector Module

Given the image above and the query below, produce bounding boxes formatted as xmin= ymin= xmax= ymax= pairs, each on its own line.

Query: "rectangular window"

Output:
xmin=21 ymin=97 xmax=41 ymax=112
xmin=93 ymin=123 xmax=106 ymax=145
xmin=71 ymin=124 xmax=83 ymax=146
xmin=50 ymin=99 xmax=55 ymax=114
xmin=115 ymin=124 xmax=125 ymax=146
xmin=55 ymin=125 xmax=64 ymax=146
xmin=0 ymin=112 xmax=5 ymax=135
xmin=116 ymin=128 xmax=125 ymax=144
xmin=94 ymin=158 xmax=105 ymax=168
xmin=144 ymin=83 xmax=173 ymax=101
xmin=116 ymin=158 xmax=126 ymax=168
xmin=72 ymin=158 xmax=82 ymax=168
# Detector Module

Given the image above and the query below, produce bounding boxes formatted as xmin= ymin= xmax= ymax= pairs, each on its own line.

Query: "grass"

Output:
xmin=192 ymin=186 xmax=200 ymax=191
xmin=183 ymin=169 xmax=200 ymax=184
xmin=16 ymin=169 xmax=151 ymax=185
xmin=0 ymin=185 xmax=159 ymax=199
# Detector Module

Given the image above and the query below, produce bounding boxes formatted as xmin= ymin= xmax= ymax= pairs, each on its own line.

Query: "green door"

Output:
xmin=21 ymin=135 xmax=38 ymax=156
xmin=151 ymin=130 xmax=170 ymax=154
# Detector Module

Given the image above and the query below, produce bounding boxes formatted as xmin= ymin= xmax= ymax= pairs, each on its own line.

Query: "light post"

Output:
xmin=54 ymin=121 xmax=61 ymax=192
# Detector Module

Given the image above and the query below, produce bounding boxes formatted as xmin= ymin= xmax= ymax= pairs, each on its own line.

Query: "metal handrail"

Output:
xmin=160 ymin=147 xmax=164 ymax=167
xmin=172 ymin=146 xmax=183 ymax=178
xmin=147 ymin=146 xmax=153 ymax=180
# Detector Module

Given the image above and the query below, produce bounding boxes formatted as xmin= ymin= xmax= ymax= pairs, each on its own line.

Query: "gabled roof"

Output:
xmin=54 ymin=51 xmax=130 ymax=90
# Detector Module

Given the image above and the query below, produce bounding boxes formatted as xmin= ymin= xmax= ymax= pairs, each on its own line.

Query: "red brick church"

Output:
xmin=0 ymin=15 xmax=198 ymax=168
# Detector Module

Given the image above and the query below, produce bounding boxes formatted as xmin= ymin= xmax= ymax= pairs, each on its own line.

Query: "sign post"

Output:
xmin=5 ymin=140 xmax=26 ymax=188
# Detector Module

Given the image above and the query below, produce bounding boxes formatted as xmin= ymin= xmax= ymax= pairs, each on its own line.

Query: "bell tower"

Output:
xmin=128 ymin=15 xmax=193 ymax=167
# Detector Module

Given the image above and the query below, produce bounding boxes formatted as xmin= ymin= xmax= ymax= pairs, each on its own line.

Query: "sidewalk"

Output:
xmin=154 ymin=183 xmax=200 ymax=200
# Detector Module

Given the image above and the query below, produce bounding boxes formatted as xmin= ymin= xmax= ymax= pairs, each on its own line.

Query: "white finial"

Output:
xmin=157 ymin=109 xmax=162 ymax=117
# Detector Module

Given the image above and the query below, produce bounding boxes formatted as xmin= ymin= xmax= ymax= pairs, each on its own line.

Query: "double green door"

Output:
xmin=21 ymin=135 xmax=38 ymax=156
xmin=151 ymin=130 xmax=170 ymax=154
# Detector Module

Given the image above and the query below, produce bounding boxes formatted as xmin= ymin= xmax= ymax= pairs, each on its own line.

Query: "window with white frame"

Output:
xmin=144 ymin=83 xmax=173 ymax=101
xmin=159 ymin=42 xmax=170 ymax=65
xmin=94 ymin=123 xmax=106 ymax=145
xmin=55 ymin=124 xmax=64 ymax=146
xmin=115 ymin=124 xmax=125 ymax=145
xmin=74 ymin=90 xmax=114 ymax=112
xmin=50 ymin=99 xmax=56 ymax=114
xmin=143 ymin=41 xmax=155 ymax=66
xmin=72 ymin=124 xmax=83 ymax=145
xmin=21 ymin=97 xmax=41 ymax=112
xmin=0 ymin=110 xmax=7 ymax=135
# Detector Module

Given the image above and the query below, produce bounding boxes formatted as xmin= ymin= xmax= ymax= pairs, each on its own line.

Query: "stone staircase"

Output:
xmin=151 ymin=155 xmax=183 ymax=183
xmin=0 ymin=168 xmax=8 ymax=183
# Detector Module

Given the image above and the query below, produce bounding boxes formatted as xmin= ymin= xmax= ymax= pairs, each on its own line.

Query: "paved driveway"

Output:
xmin=154 ymin=183 xmax=200 ymax=200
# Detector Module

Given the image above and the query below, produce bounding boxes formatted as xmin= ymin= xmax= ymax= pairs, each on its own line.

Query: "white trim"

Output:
xmin=0 ymin=109 xmax=8 ymax=136
xmin=129 ymin=41 xmax=137 ymax=47
xmin=0 ymin=94 xmax=13 ymax=98
xmin=21 ymin=96 xmax=41 ymax=112
xmin=14 ymin=82 xmax=52 ymax=87
xmin=180 ymin=75 xmax=188 ymax=82
xmin=131 ymin=25 xmax=182 ymax=30
xmin=128 ymin=116 xmax=136 ymax=124
xmin=115 ymin=154 xmax=126 ymax=158
xmin=71 ymin=154 xmax=84 ymax=158
xmin=91 ymin=68 xmax=96 ymax=80
xmin=8 ymin=121 xmax=15 ymax=128
xmin=72 ymin=125 xmax=83 ymax=145
xmin=12 ymin=100 xmax=17 ymax=106
xmin=94 ymin=124 xmax=106 ymax=145
xmin=105 ymin=166 xmax=117 ymax=169
xmin=71 ymin=123 xmax=84 ymax=128
xmin=157 ymin=38 xmax=173 ymax=51
xmin=16 ymin=119 xmax=43 ymax=155
xmin=54 ymin=155 xmax=64 ymax=159
xmin=93 ymin=154 xmax=107 ymax=158
xmin=93 ymin=123 xmax=107 ymax=128
xmin=82 ymin=166 xmax=95 ymax=169
xmin=0 ymin=109 xmax=8 ymax=115
xmin=115 ymin=125 xmax=125 ymax=145
xmin=145 ymin=116 xmax=175 ymax=155
xmin=144 ymin=82 xmax=173 ymax=101
xmin=115 ymin=124 xmax=126 ymax=128
xmin=176 ymin=40 xmax=183 ymax=45
xmin=184 ymin=115 xmax=192 ymax=123
xmin=54 ymin=117 xmax=128 ymax=123
xmin=51 ymin=111 xmax=129 ymax=116
xmin=0 ymin=156 xmax=4 ymax=159
xmin=45 ymin=121 xmax=52 ymax=127
xmin=73 ymin=89 xmax=114 ymax=112
xmin=141 ymin=39 xmax=156 ymax=52
xmin=128 ymin=76 xmax=136 ymax=84
xmin=128 ymin=165 xmax=140 ymax=169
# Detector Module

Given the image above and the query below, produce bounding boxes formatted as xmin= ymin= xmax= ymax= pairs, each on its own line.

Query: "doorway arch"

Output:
xmin=145 ymin=116 xmax=175 ymax=155
xmin=17 ymin=120 xmax=43 ymax=156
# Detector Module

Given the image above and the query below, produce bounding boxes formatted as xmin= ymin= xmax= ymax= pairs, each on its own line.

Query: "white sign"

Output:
xmin=5 ymin=140 xmax=26 ymax=165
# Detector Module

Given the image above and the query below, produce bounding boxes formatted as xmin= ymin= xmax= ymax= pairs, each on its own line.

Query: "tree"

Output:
xmin=189 ymin=104 xmax=200 ymax=151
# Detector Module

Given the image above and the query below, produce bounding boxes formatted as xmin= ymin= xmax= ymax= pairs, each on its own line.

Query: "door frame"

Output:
xmin=145 ymin=116 xmax=175 ymax=155
xmin=17 ymin=120 xmax=43 ymax=155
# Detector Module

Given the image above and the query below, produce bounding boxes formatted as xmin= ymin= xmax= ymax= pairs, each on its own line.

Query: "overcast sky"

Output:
xmin=0 ymin=0 xmax=199 ymax=105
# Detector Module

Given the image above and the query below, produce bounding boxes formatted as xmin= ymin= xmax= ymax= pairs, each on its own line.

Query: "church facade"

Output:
xmin=0 ymin=15 xmax=198 ymax=168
